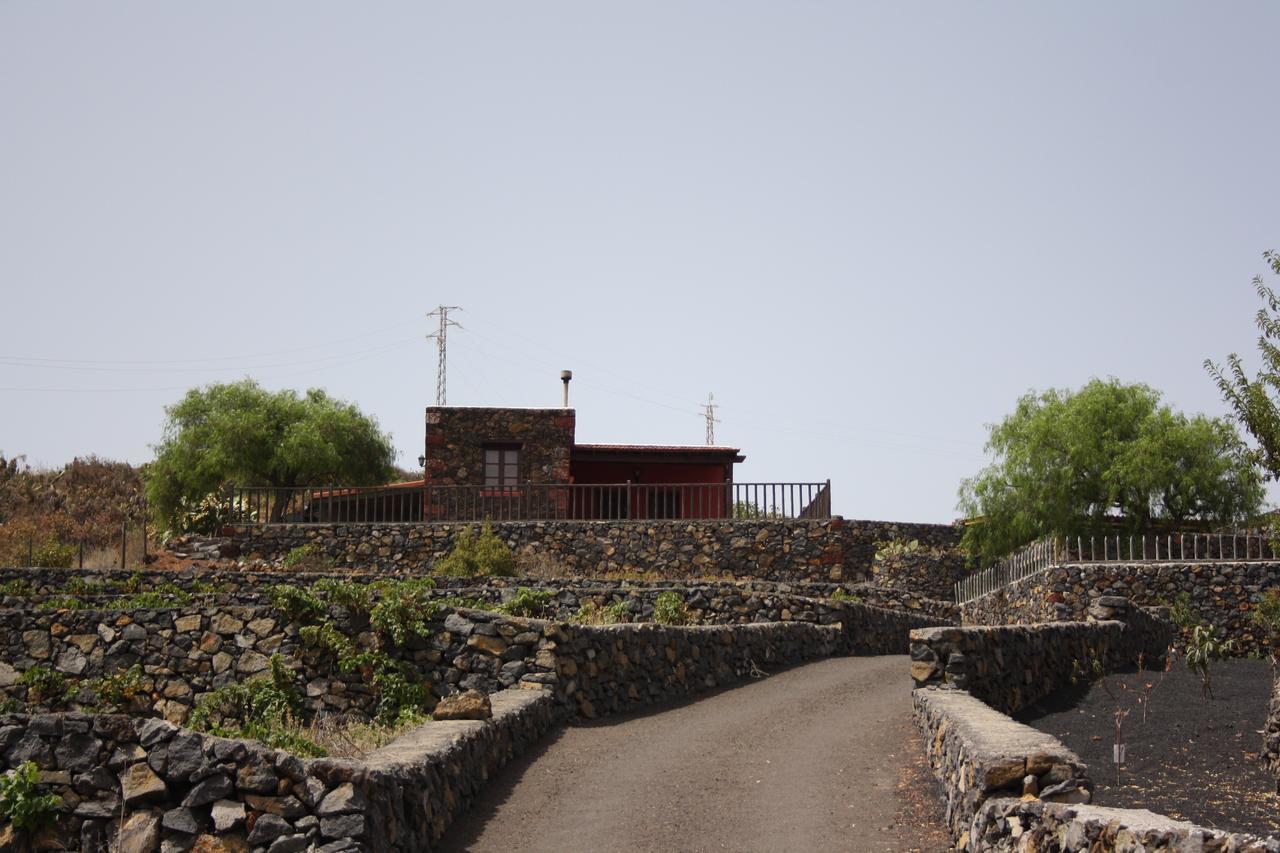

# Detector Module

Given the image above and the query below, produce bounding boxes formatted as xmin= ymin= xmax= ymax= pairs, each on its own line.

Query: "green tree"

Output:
xmin=1206 ymin=250 xmax=1280 ymax=479
xmin=958 ymin=379 xmax=1263 ymax=561
xmin=147 ymin=380 xmax=396 ymax=528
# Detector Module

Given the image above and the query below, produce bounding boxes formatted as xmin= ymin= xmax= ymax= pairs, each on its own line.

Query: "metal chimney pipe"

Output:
xmin=561 ymin=370 xmax=572 ymax=407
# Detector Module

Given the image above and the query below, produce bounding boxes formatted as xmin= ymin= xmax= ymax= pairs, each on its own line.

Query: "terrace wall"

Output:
xmin=1 ymin=598 xmax=910 ymax=722
xmin=915 ymin=687 xmax=1280 ymax=851
xmin=909 ymin=600 xmax=1174 ymax=715
xmin=226 ymin=517 xmax=960 ymax=584
xmin=959 ymin=560 xmax=1280 ymax=654
xmin=0 ymin=688 xmax=554 ymax=853
xmin=0 ymin=567 xmax=959 ymax=624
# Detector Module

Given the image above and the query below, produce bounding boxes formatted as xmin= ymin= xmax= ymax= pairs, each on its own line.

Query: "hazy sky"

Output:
xmin=4 ymin=3 xmax=1279 ymax=523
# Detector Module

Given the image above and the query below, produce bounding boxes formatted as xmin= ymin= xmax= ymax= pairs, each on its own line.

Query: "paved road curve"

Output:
xmin=438 ymin=656 xmax=925 ymax=853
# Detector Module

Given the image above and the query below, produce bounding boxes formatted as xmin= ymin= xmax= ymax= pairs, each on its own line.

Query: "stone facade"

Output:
xmin=424 ymin=407 xmax=573 ymax=487
xmin=870 ymin=549 xmax=971 ymax=602
xmin=0 ymin=688 xmax=554 ymax=853
xmin=960 ymin=560 xmax=1280 ymax=654
xmin=909 ymin=601 xmax=1175 ymax=715
xmin=226 ymin=517 xmax=960 ymax=584
xmin=1265 ymin=676 xmax=1280 ymax=792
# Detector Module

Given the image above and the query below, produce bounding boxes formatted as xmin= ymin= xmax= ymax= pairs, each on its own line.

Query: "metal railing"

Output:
xmin=225 ymin=480 xmax=832 ymax=525
xmin=955 ymin=531 xmax=1280 ymax=605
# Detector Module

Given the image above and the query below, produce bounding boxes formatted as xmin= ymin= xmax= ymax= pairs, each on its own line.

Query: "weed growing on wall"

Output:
xmin=188 ymin=654 xmax=326 ymax=756
xmin=829 ymin=588 xmax=862 ymax=604
xmin=85 ymin=664 xmax=145 ymax=712
xmin=434 ymin=522 xmax=515 ymax=577
xmin=18 ymin=665 xmax=68 ymax=707
xmin=571 ymin=600 xmax=632 ymax=625
xmin=269 ymin=578 xmax=436 ymax=721
xmin=497 ymin=587 xmax=553 ymax=618
xmin=653 ymin=591 xmax=691 ymax=626
xmin=281 ymin=542 xmax=335 ymax=571
xmin=0 ymin=762 xmax=61 ymax=834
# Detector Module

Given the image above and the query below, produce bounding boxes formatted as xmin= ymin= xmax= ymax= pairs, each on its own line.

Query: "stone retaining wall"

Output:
xmin=914 ymin=686 xmax=1280 ymax=851
xmin=0 ymin=566 xmax=958 ymax=624
xmin=0 ymin=687 xmax=555 ymax=853
xmin=913 ymin=687 xmax=1091 ymax=841
xmin=909 ymin=602 xmax=1174 ymax=715
xmin=0 ymin=600 xmax=870 ymax=723
xmin=959 ymin=561 xmax=1280 ymax=654
xmin=971 ymin=795 xmax=1280 ymax=851
xmin=225 ymin=517 xmax=960 ymax=583
xmin=1265 ymin=676 xmax=1280 ymax=792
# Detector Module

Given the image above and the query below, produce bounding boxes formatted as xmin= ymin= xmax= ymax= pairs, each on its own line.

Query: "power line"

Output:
xmin=425 ymin=306 xmax=462 ymax=406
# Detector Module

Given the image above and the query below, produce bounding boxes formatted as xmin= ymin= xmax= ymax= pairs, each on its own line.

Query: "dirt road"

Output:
xmin=438 ymin=656 xmax=940 ymax=853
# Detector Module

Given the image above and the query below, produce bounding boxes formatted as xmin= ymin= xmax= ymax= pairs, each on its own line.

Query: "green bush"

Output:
xmin=187 ymin=655 xmax=325 ymax=754
xmin=829 ymin=588 xmax=862 ymax=604
xmin=874 ymin=539 xmax=921 ymax=561
xmin=86 ymin=664 xmax=145 ymax=712
xmin=1167 ymin=592 xmax=1201 ymax=632
xmin=8 ymin=537 xmax=77 ymax=569
xmin=368 ymin=579 xmax=436 ymax=646
xmin=0 ymin=579 xmax=32 ymax=598
xmin=434 ymin=523 xmax=514 ymax=577
xmin=19 ymin=666 xmax=68 ymax=706
xmin=653 ymin=591 xmax=691 ymax=626
xmin=1252 ymin=589 xmax=1280 ymax=648
xmin=281 ymin=543 xmax=335 ymax=571
xmin=269 ymin=584 xmax=326 ymax=623
xmin=571 ymin=600 xmax=631 ymax=625
xmin=0 ymin=761 xmax=61 ymax=832
xmin=497 ymin=587 xmax=552 ymax=618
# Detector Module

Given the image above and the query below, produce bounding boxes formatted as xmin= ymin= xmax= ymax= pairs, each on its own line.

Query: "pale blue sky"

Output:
xmin=3 ymin=3 xmax=1279 ymax=522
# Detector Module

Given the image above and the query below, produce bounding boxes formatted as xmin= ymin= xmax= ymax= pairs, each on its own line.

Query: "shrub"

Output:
xmin=0 ymin=762 xmax=61 ymax=833
xmin=281 ymin=543 xmax=335 ymax=571
xmin=0 ymin=579 xmax=32 ymax=598
xmin=269 ymin=584 xmax=326 ymax=624
xmin=1251 ymin=590 xmax=1280 ymax=649
xmin=169 ymin=491 xmax=245 ymax=537
xmin=1185 ymin=623 xmax=1234 ymax=699
xmin=497 ymin=587 xmax=552 ymax=618
xmin=1167 ymin=592 xmax=1201 ymax=633
xmin=87 ymin=664 xmax=145 ymax=712
xmin=653 ymin=591 xmax=691 ymax=626
xmin=368 ymin=579 xmax=436 ymax=646
xmin=37 ymin=595 xmax=84 ymax=611
xmin=874 ymin=539 xmax=921 ymax=561
xmin=19 ymin=666 xmax=67 ymax=706
xmin=187 ymin=655 xmax=325 ymax=755
xmin=571 ymin=600 xmax=631 ymax=625
xmin=434 ymin=523 xmax=515 ymax=577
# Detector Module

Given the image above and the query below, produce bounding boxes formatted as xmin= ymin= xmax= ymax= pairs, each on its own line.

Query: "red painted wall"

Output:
xmin=569 ymin=460 xmax=730 ymax=519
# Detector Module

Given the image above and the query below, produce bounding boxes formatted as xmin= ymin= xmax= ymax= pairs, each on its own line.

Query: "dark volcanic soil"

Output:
xmin=1017 ymin=658 xmax=1280 ymax=837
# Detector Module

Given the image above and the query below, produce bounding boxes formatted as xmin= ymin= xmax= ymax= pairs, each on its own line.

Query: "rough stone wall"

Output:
xmin=1265 ymin=676 xmax=1280 ymax=792
xmin=0 ymin=566 xmax=957 ymax=623
xmin=424 ymin=406 xmax=574 ymax=486
xmin=0 ymin=601 xmax=865 ymax=724
xmin=970 ymin=799 xmax=1280 ymax=851
xmin=913 ymin=687 xmax=1091 ymax=842
xmin=915 ymin=688 xmax=1280 ymax=851
xmin=0 ymin=687 xmax=555 ymax=853
xmin=909 ymin=607 xmax=1175 ymax=715
xmin=960 ymin=561 xmax=1280 ymax=654
xmin=226 ymin=517 xmax=959 ymax=584
xmin=870 ymin=550 xmax=971 ymax=602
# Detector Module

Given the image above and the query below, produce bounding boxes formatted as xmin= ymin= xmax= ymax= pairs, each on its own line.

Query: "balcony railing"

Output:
xmin=225 ymin=481 xmax=832 ymax=525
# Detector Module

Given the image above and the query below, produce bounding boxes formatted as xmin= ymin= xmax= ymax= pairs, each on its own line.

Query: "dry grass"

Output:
xmin=305 ymin=712 xmax=432 ymax=759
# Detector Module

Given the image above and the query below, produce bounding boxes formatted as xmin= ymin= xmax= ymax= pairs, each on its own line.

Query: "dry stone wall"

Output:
xmin=226 ymin=517 xmax=960 ymax=583
xmin=0 ymin=599 xmax=872 ymax=723
xmin=916 ymin=687 xmax=1280 ymax=851
xmin=959 ymin=560 xmax=1280 ymax=654
xmin=0 ymin=566 xmax=958 ymax=624
xmin=1265 ymin=677 xmax=1280 ymax=792
xmin=0 ymin=687 xmax=555 ymax=853
xmin=910 ymin=601 xmax=1174 ymax=715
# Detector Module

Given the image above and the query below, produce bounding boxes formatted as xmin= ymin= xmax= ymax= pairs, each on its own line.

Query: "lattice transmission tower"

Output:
xmin=703 ymin=393 xmax=720 ymax=445
xmin=426 ymin=306 xmax=462 ymax=406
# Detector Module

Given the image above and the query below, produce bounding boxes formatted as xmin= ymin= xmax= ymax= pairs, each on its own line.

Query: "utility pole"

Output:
xmin=425 ymin=306 xmax=462 ymax=406
xmin=703 ymin=392 xmax=719 ymax=445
